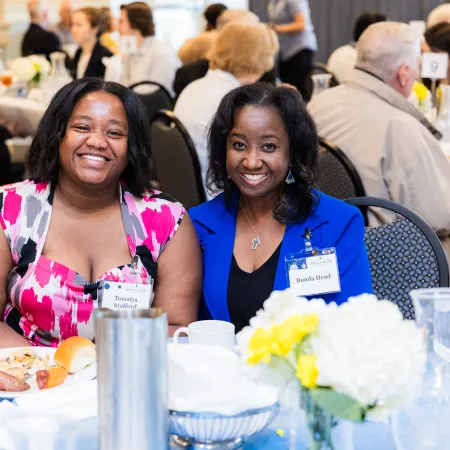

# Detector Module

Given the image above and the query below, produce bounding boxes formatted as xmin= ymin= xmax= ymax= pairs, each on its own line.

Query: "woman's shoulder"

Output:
xmin=0 ymin=179 xmax=50 ymax=203
xmin=189 ymin=193 xmax=226 ymax=223
xmin=311 ymin=191 xmax=364 ymax=230
xmin=124 ymin=188 xmax=186 ymax=220
xmin=314 ymin=191 xmax=362 ymax=218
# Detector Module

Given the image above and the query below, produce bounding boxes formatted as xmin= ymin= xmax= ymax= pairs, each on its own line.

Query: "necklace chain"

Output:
xmin=240 ymin=202 xmax=276 ymax=250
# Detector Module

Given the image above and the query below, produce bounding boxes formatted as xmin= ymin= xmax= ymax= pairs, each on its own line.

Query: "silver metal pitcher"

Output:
xmin=95 ymin=308 xmax=168 ymax=450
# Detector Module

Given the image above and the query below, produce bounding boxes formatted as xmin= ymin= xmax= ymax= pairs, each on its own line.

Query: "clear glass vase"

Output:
xmin=435 ymin=85 xmax=450 ymax=140
xmin=284 ymin=381 xmax=353 ymax=450
xmin=391 ymin=289 xmax=450 ymax=450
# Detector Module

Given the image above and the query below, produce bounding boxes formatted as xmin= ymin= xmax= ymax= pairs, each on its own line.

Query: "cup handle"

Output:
xmin=173 ymin=327 xmax=189 ymax=344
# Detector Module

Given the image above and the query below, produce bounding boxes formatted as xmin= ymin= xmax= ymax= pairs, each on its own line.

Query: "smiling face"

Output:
xmin=58 ymin=91 xmax=129 ymax=189
xmin=226 ymin=105 xmax=290 ymax=201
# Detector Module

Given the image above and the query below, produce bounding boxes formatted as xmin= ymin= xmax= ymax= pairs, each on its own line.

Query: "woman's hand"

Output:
xmin=273 ymin=12 xmax=305 ymax=34
xmin=152 ymin=214 xmax=202 ymax=336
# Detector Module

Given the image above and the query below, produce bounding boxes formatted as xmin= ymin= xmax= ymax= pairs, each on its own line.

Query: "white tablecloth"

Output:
xmin=0 ymin=96 xmax=46 ymax=136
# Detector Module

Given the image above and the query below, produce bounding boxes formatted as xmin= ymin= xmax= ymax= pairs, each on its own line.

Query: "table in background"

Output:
xmin=0 ymin=96 xmax=45 ymax=136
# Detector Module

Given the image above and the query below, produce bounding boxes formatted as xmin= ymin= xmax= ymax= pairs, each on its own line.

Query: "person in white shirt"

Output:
xmin=309 ymin=22 xmax=450 ymax=244
xmin=327 ymin=12 xmax=386 ymax=83
xmin=117 ymin=2 xmax=179 ymax=96
xmin=174 ymin=23 xmax=279 ymax=196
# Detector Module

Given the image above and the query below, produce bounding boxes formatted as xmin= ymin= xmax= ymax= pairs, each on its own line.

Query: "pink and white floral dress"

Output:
xmin=0 ymin=180 xmax=185 ymax=346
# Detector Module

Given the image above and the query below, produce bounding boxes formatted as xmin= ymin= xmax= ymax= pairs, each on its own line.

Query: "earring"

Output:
xmin=285 ymin=167 xmax=295 ymax=184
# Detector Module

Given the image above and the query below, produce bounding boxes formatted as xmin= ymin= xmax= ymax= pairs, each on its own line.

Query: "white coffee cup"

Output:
xmin=173 ymin=320 xmax=235 ymax=349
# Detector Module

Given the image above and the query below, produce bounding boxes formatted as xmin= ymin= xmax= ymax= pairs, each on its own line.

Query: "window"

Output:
xmin=111 ymin=0 xmax=249 ymax=52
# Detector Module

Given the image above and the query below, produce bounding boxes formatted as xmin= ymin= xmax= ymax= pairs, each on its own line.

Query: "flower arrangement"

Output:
xmin=10 ymin=55 xmax=51 ymax=87
xmin=409 ymin=81 xmax=433 ymax=115
xmin=236 ymin=291 xmax=426 ymax=449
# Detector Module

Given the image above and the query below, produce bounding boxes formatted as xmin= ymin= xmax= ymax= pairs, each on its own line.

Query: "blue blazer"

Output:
xmin=189 ymin=190 xmax=373 ymax=321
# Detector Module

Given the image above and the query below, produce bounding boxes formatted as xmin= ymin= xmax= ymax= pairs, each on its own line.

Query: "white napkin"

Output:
xmin=168 ymin=344 xmax=279 ymax=415
xmin=14 ymin=379 xmax=98 ymax=421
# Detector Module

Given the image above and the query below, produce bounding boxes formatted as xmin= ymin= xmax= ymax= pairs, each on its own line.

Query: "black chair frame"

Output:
xmin=129 ymin=81 xmax=175 ymax=108
xmin=150 ymin=110 xmax=207 ymax=204
xmin=311 ymin=62 xmax=339 ymax=87
xmin=345 ymin=196 xmax=450 ymax=287
xmin=319 ymin=137 xmax=366 ymax=198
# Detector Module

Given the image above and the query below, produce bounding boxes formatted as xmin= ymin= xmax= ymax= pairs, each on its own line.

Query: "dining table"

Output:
xmin=51 ymin=408 xmax=397 ymax=450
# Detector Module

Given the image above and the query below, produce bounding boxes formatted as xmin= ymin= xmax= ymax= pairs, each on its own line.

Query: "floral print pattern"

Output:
xmin=0 ymin=180 xmax=184 ymax=346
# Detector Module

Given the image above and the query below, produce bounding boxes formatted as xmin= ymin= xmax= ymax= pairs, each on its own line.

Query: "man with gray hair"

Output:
xmin=22 ymin=0 xmax=61 ymax=58
xmin=309 ymin=22 xmax=450 ymax=240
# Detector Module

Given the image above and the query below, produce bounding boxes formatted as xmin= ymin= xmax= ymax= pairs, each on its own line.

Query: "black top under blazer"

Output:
xmin=70 ymin=41 xmax=113 ymax=80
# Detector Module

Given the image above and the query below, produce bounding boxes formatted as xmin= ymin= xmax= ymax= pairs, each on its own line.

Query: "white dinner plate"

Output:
xmin=0 ymin=346 xmax=97 ymax=399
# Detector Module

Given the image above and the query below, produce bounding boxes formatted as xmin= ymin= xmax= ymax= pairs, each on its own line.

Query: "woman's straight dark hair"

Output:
xmin=28 ymin=78 xmax=156 ymax=197
xmin=207 ymin=83 xmax=319 ymax=224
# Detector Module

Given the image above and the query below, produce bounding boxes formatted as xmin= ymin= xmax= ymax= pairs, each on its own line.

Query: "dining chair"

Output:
xmin=129 ymin=81 xmax=174 ymax=123
xmin=316 ymin=138 xmax=366 ymax=217
xmin=345 ymin=196 xmax=450 ymax=320
xmin=149 ymin=110 xmax=206 ymax=210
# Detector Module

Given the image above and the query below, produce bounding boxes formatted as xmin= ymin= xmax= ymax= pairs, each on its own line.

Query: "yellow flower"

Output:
xmin=413 ymin=81 xmax=429 ymax=103
xmin=247 ymin=314 xmax=319 ymax=365
xmin=32 ymin=62 xmax=40 ymax=72
xmin=296 ymin=354 xmax=319 ymax=388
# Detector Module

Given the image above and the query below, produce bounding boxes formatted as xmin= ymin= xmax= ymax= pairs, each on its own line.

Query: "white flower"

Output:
xmin=11 ymin=57 xmax=37 ymax=82
xmin=28 ymin=55 xmax=51 ymax=77
xmin=311 ymin=294 xmax=426 ymax=418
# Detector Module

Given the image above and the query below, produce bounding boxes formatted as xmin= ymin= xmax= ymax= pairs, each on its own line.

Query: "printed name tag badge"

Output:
xmin=101 ymin=281 xmax=152 ymax=311
xmin=286 ymin=248 xmax=341 ymax=297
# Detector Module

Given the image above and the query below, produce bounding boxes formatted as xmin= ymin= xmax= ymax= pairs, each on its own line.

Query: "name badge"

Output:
xmin=101 ymin=281 xmax=152 ymax=311
xmin=286 ymin=248 xmax=341 ymax=297
xmin=119 ymin=36 xmax=138 ymax=54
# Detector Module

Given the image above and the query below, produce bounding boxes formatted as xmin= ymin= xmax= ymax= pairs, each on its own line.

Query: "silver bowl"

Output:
xmin=169 ymin=402 xmax=280 ymax=449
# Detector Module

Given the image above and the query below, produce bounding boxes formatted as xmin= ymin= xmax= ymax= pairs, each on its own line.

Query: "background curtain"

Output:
xmin=250 ymin=0 xmax=444 ymax=62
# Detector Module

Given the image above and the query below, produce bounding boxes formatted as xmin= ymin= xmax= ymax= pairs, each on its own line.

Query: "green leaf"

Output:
xmin=309 ymin=388 xmax=367 ymax=422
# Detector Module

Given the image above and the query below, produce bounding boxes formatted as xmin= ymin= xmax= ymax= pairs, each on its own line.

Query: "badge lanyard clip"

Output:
xmin=304 ymin=228 xmax=319 ymax=256
xmin=130 ymin=255 xmax=139 ymax=275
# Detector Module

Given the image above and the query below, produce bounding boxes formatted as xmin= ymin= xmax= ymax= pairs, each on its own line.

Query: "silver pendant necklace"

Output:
xmin=240 ymin=202 xmax=276 ymax=250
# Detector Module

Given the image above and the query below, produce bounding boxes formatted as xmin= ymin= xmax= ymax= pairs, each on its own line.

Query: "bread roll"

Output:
xmin=54 ymin=336 xmax=96 ymax=373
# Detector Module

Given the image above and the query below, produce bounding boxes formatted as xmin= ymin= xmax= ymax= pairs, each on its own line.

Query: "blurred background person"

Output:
xmin=118 ymin=2 xmax=179 ymax=96
xmin=70 ymin=7 xmax=113 ymax=80
xmin=99 ymin=6 xmax=119 ymax=55
xmin=309 ymin=22 xmax=450 ymax=239
xmin=178 ymin=3 xmax=227 ymax=65
xmin=174 ymin=23 xmax=279 ymax=193
xmin=54 ymin=0 xmax=73 ymax=45
xmin=22 ymin=0 xmax=62 ymax=59
xmin=423 ymin=22 xmax=450 ymax=86
xmin=427 ymin=4 xmax=450 ymax=28
xmin=327 ymin=11 xmax=387 ymax=83
xmin=268 ymin=0 xmax=317 ymax=100
xmin=173 ymin=9 xmax=275 ymax=99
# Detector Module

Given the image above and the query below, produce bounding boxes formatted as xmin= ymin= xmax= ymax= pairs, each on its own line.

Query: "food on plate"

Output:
xmin=46 ymin=367 xmax=68 ymax=389
xmin=0 ymin=349 xmax=51 ymax=379
xmin=36 ymin=370 xmax=49 ymax=390
xmin=54 ymin=336 xmax=96 ymax=373
xmin=36 ymin=367 xmax=68 ymax=389
xmin=0 ymin=371 xmax=30 ymax=392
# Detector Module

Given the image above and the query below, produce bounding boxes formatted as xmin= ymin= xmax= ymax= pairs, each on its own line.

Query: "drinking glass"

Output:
xmin=1 ymin=71 xmax=12 ymax=87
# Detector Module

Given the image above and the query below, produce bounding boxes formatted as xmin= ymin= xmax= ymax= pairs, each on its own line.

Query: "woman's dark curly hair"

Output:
xmin=28 ymin=78 xmax=156 ymax=198
xmin=206 ymin=83 xmax=319 ymax=224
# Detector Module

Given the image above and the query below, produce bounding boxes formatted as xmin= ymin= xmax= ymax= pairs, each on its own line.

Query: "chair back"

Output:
xmin=150 ymin=110 xmax=206 ymax=209
xmin=345 ymin=196 xmax=450 ymax=319
xmin=311 ymin=63 xmax=339 ymax=87
xmin=316 ymin=138 xmax=366 ymax=200
xmin=129 ymin=81 xmax=174 ymax=122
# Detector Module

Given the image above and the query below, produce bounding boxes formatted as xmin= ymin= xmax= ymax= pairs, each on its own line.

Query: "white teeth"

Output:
xmin=243 ymin=174 xmax=267 ymax=181
xmin=81 ymin=155 xmax=107 ymax=162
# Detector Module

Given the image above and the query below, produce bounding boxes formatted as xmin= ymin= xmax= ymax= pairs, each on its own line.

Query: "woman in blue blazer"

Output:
xmin=189 ymin=83 xmax=372 ymax=332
